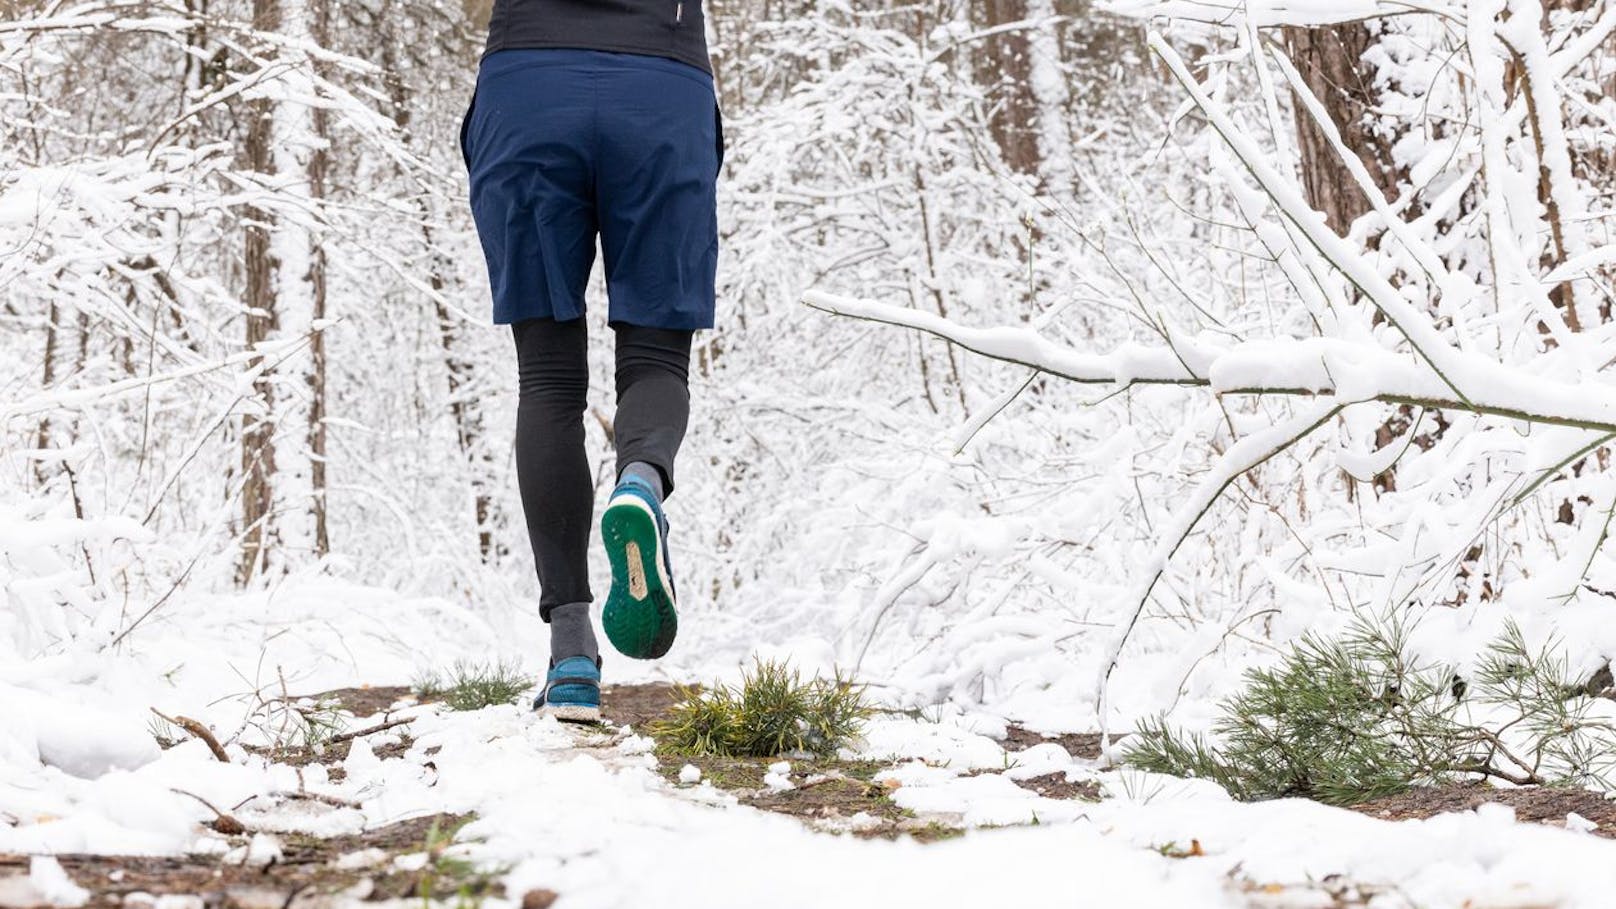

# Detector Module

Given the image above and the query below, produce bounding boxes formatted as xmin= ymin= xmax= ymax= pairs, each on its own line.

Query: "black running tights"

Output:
xmin=513 ymin=317 xmax=692 ymax=618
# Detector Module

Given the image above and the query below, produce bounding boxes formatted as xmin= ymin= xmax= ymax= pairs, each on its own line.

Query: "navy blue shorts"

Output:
xmin=462 ymin=49 xmax=723 ymax=329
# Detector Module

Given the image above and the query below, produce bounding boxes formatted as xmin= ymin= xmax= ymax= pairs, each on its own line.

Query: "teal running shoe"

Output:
xmin=536 ymin=655 xmax=601 ymax=723
xmin=600 ymin=477 xmax=678 ymax=660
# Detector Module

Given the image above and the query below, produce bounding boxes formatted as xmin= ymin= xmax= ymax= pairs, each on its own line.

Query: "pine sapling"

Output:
xmin=1127 ymin=614 xmax=1616 ymax=805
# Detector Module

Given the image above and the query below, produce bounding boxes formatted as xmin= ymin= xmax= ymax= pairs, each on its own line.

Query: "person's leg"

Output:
xmin=613 ymin=324 xmax=694 ymax=500
xmin=466 ymin=52 xmax=607 ymax=712
xmin=512 ymin=317 xmax=598 ymax=664
xmin=589 ymin=54 xmax=718 ymax=660
xmin=593 ymin=325 xmax=692 ymax=660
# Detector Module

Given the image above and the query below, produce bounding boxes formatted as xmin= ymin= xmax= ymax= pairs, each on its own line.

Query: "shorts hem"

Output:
xmin=607 ymin=315 xmax=714 ymax=331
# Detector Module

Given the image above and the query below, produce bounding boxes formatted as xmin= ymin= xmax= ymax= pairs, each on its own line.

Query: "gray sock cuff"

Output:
xmin=620 ymin=461 xmax=666 ymax=501
xmin=548 ymin=601 xmax=598 ymax=663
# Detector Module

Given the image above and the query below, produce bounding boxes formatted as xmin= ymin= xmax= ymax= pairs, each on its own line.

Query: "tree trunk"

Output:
xmin=382 ymin=1 xmax=500 ymax=563
xmin=1282 ymin=24 xmax=1401 ymax=234
xmin=1025 ymin=0 xmax=1071 ymax=193
xmin=33 ymin=302 xmax=61 ymax=488
xmin=238 ymin=0 xmax=323 ymax=584
xmin=238 ymin=0 xmax=278 ymax=582
xmin=973 ymin=0 xmax=1040 ymax=176
xmin=307 ymin=0 xmax=332 ymax=557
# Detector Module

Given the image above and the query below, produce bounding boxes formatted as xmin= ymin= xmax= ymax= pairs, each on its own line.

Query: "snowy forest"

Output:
xmin=5 ymin=0 xmax=1616 ymax=904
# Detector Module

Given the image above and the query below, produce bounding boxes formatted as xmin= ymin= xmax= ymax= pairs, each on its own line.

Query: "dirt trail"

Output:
xmin=0 ymin=683 xmax=1006 ymax=906
xmin=6 ymin=683 xmax=1609 ymax=909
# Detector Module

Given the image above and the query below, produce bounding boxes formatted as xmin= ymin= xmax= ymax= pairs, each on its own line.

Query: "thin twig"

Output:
xmin=152 ymin=708 xmax=230 ymax=762
xmin=272 ymin=790 xmax=362 ymax=810
xmin=170 ymin=788 xmax=247 ymax=834
xmin=326 ymin=716 xmax=414 ymax=746
xmin=1468 ymin=728 xmax=1547 ymax=784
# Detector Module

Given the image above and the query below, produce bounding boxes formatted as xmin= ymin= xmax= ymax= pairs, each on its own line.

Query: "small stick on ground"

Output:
xmin=273 ymin=790 xmax=363 ymax=810
xmin=794 ymin=774 xmax=849 ymax=792
xmin=170 ymin=788 xmax=247 ymax=835
xmin=153 ymin=708 xmax=230 ymax=762
xmin=326 ymin=716 xmax=413 ymax=746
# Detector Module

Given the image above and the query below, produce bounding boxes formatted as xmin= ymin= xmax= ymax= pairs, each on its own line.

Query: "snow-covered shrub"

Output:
xmin=0 ymin=453 xmax=158 ymax=660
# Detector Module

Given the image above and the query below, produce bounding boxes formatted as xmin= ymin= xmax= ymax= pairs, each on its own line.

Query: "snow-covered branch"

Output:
xmin=803 ymin=290 xmax=1616 ymax=433
xmin=0 ymin=330 xmax=323 ymax=422
xmin=1097 ymin=400 xmax=1344 ymax=750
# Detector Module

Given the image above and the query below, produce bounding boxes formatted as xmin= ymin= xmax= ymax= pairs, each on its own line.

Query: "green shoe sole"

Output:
xmin=600 ymin=495 xmax=677 ymax=660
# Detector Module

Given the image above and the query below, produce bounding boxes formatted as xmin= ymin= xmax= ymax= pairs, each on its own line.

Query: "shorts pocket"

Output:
xmin=713 ymin=101 xmax=725 ymax=177
xmin=458 ymin=93 xmax=477 ymax=169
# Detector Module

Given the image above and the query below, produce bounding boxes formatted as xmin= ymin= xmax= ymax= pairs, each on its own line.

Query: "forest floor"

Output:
xmin=6 ymin=583 xmax=1616 ymax=908
xmin=7 ymin=678 xmax=1616 ymax=908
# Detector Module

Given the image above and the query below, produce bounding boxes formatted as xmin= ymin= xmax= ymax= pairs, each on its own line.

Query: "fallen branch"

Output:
xmin=326 ymin=716 xmax=414 ymax=746
xmin=802 ymin=289 xmax=1616 ymax=746
xmin=170 ymin=788 xmax=247 ymax=835
xmin=272 ymin=790 xmax=363 ymax=810
xmin=152 ymin=708 xmax=231 ymax=763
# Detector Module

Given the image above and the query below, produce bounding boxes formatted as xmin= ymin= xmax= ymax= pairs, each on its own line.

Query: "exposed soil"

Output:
xmin=607 ymin=685 xmax=1099 ymax=842
xmin=1000 ymin=724 xmax=1118 ymax=760
xmin=603 ymin=683 xmax=960 ymax=840
xmin=598 ymin=681 xmax=688 ymax=730
xmin=247 ymin=734 xmax=416 ymax=777
xmin=3 ymin=680 xmax=1116 ymax=906
xmin=0 ymin=812 xmax=502 ymax=908
xmin=605 ymin=684 xmax=1097 ymax=841
xmin=1010 ymin=772 xmax=1102 ymax=801
xmin=304 ymin=686 xmax=415 ymax=719
xmin=1349 ymin=781 xmax=1616 ymax=837
xmin=240 ymin=688 xmax=417 ymax=772
xmin=658 ymin=752 xmax=938 ymax=836
xmin=0 ymin=683 xmax=537 ymax=909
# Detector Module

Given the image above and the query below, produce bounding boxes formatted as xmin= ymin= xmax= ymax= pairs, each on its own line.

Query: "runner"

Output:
xmin=460 ymin=0 xmax=723 ymax=722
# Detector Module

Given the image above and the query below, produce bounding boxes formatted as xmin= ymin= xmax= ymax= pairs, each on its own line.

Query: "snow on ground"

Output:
xmin=4 ymin=579 xmax=1616 ymax=907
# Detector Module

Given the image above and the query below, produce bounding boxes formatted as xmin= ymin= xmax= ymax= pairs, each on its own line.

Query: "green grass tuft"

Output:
xmin=414 ymin=660 xmax=534 ymax=712
xmin=415 ymin=816 xmax=504 ymax=909
xmin=652 ymin=659 xmax=871 ymax=758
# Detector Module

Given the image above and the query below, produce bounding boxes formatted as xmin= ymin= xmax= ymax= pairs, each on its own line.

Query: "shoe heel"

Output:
xmin=600 ymin=493 xmax=677 ymax=659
